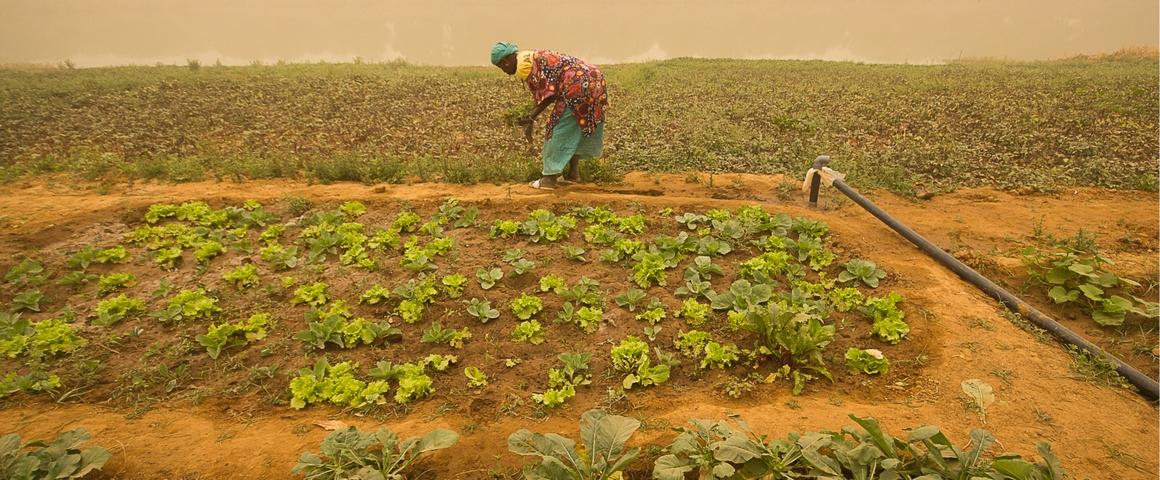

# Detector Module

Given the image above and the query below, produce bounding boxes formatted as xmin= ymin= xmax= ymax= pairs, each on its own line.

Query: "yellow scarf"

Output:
xmin=516 ymin=50 xmax=533 ymax=81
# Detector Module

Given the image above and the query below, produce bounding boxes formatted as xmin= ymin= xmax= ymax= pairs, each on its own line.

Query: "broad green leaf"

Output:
xmin=413 ymin=428 xmax=459 ymax=453
xmin=961 ymin=379 xmax=995 ymax=421
xmin=712 ymin=434 xmax=763 ymax=463
xmin=579 ymin=410 xmax=640 ymax=466
xmin=848 ymin=415 xmax=898 ymax=459
xmin=1076 ymin=283 xmax=1104 ymax=301
xmin=1066 ymin=263 xmax=1095 ymax=276
xmin=1044 ymin=267 xmax=1071 ymax=285
xmin=1046 ymin=286 xmax=1078 ymax=304
xmin=651 ymin=454 xmax=695 ymax=480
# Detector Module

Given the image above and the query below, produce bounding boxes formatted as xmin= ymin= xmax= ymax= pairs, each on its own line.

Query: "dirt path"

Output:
xmin=0 ymin=173 xmax=1156 ymax=479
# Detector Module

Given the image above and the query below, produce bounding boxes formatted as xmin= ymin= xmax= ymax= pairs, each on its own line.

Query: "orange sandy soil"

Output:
xmin=0 ymin=172 xmax=1156 ymax=479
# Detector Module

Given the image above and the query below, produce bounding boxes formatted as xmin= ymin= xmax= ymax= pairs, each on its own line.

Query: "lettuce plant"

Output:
xmin=533 ymin=352 xmax=591 ymax=408
xmin=197 ymin=313 xmax=271 ymax=359
xmin=440 ymin=273 xmax=468 ymax=298
xmin=561 ymin=245 xmax=587 ymax=262
xmin=699 ymin=341 xmax=740 ymax=369
xmin=845 ymin=348 xmax=890 ymax=375
xmin=862 ymin=292 xmax=909 ymax=344
xmin=575 ymin=306 xmax=603 ymax=334
xmin=464 ymin=367 xmax=488 ymax=388
xmin=155 ymin=288 xmax=220 ymax=323
xmin=674 ymin=330 xmax=712 ymax=358
xmin=94 ymin=294 xmax=146 ymax=326
xmin=539 ymin=274 xmax=567 ymax=294
xmin=358 ymin=284 xmax=391 ymax=305
xmin=0 ymin=315 xmax=86 ymax=360
xmin=222 ymin=263 xmax=260 ymax=289
xmin=96 ymin=273 xmax=136 ymax=295
xmin=291 ymin=282 xmax=329 ymax=307
xmin=511 ymin=320 xmax=545 ymax=345
xmin=677 ymin=298 xmax=710 ymax=326
xmin=421 ymin=322 xmax=472 ymax=349
xmin=636 ymin=306 xmax=666 ymax=325
xmin=509 ymin=293 xmax=544 ymax=320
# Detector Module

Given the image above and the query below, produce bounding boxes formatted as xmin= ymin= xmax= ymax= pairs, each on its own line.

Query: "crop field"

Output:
xmin=0 ymin=55 xmax=1157 ymax=479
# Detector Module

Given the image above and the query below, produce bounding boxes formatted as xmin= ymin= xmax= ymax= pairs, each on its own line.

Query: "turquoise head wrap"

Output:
xmin=490 ymin=42 xmax=518 ymax=65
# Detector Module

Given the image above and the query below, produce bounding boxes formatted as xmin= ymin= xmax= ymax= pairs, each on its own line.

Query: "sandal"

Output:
xmin=529 ymin=179 xmax=555 ymax=190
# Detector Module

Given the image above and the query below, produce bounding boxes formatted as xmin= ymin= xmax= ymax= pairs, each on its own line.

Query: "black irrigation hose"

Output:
xmin=808 ymin=159 xmax=1159 ymax=400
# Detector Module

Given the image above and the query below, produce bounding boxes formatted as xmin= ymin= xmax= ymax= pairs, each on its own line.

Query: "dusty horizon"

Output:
xmin=1 ymin=0 xmax=1157 ymax=67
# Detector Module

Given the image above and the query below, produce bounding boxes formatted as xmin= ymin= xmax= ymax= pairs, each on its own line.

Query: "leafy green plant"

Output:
xmin=512 ymin=320 xmax=545 ymax=345
xmin=561 ymin=277 xmax=604 ymax=307
xmin=419 ymin=354 xmax=458 ymax=372
xmin=562 ymin=245 xmax=587 ymax=262
xmin=359 ymin=284 xmax=392 ymax=305
xmin=636 ymin=306 xmax=666 ymax=325
xmin=614 ymin=288 xmax=647 ymax=311
xmin=421 ymin=322 xmax=472 ymax=348
xmin=739 ymin=251 xmax=793 ymax=282
xmin=510 ymin=258 xmax=536 ymax=276
xmin=654 ymin=414 xmax=1063 ymax=480
xmin=465 ymin=298 xmax=500 ymax=323
xmin=222 ymin=263 xmax=261 ymax=289
xmin=476 ymin=267 xmax=504 ymax=290
xmin=154 ymin=288 xmax=221 ymax=323
xmin=631 ymin=250 xmax=670 ymax=288
xmin=291 ymin=282 xmax=329 ymax=307
xmin=397 ymin=299 xmax=424 ymax=324
xmin=152 ymin=246 xmax=183 ymax=270
xmin=611 ymin=336 xmax=671 ymax=390
xmin=11 ymin=290 xmax=44 ymax=313
xmin=737 ymin=301 xmax=835 ymax=394
xmin=520 ymin=209 xmax=578 ymax=243
xmin=710 ymin=279 xmax=773 ymax=312
xmin=371 ymin=358 xmax=447 ymax=402
xmin=839 ymin=259 xmax=887 ymax=287
xmin=674 ymin=330 xmax=713 ymax=358
xmin=441 ymin=273 xmax=468 ymax=298
xmin=575 ymin=306 xmax=604 ymax=334
xmin=94 ymin=294 xmax=146 ymax=326
xmin=644 ymin=325 xmax=662 ymax=341
xmin=695 ymin=236 xmax=732 ymax=256
xmin=699 ymin=341 xmax=740 ymax=369
xmin=539 ymin=274 xmax=567 ymax=294
xmin=464 ymin=366 xmax=489 ymax=388
xmin=1023 ymin=246 xmax=1157 ymax=326
xmin=862 ymin=292 xmax=910 ymax=344
xmin=0 ymin=315 xmax=86 ymax=360
xmin=845 ymin=347 xmax=890 ymax=375
xmin=4 ymin=258 xmax=47 ymax=287
xmin=296 ymin=302 xmax=401 ymax=350
xmin=0 ymin=370 xmax=60 ymax=399
xmin=289 ymin=358 xmax=392 ymax=410
xmin=392 ymin=210 xmax=422 ymax=233
xmin=291 ymin=425 xmax=457 ymax=480
xmin=57 ymin=271 xmax=97 ymax=287
xmin=533 ymin=352 xmax=592 ymax=408
xmin=616 ymin=214 xmax=647 ymax=235
xmin=259 ymin=244 xmax=299 ymax=270
xmin=0 ymin=428 xmax=111 ymax=480
xmin=490 ymin=219 xmax=520 ymax=238
xmin=94 ymin=273 xmax=135 ymax=295
xmin=508 ymin=409 xmax=641 ymax=479
xmin=509 ymin=293 xmax=544 ymax=320
xmin=197 ymin=313 xmax=272 ymax=359
xmin=194 ymin=240 xmax=225 ymax=264
xmin=677 ymin=298 xmax=711 ymax=326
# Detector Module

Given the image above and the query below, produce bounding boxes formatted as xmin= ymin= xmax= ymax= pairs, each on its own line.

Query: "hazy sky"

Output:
xmin=1 ymin=0 xmax=1157 ymax=67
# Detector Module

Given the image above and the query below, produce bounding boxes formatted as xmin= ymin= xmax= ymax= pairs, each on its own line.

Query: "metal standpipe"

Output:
xmin=805 ymin=156 xmax=1159 ymax=400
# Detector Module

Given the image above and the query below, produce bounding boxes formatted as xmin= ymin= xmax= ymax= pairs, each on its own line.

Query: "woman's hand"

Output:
xmin=523 ymin=121 xmax=534 ymax=142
